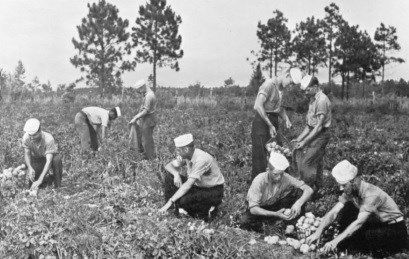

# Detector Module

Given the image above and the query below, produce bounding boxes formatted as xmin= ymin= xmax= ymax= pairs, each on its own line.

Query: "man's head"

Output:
xmin=300 ymin=75 xmax=320 ymax=98
xmin=174 ymin=133 xmax=195 ymax=159
xmin=24 ymin=118 xmax=42 ymax=142
xmin=331 ymin=160 xmax=359 ymax=194
xmin=266 ymin=152 xmax=290 ymax=183
xmin=281 ymin=67 xmax=302 ymax=89
xmin=134 ymin=79 xmax=148 ymax=94
xmin=109 ymin=106 xmax=121 ymax=121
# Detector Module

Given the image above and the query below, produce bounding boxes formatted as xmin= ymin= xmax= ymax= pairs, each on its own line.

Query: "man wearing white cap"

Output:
xmin=240 ymin=152 xmax=313 ymax=232
xmin=291 ymin=75 xmax=331 ymax=193
xmin=306 ymin=160 xmax=407 ymax=256
xmin=159 ymin=134 xmax=225 ymax=221
xmin=129 ymin=79 xmax=157 ymax=160
xmin=74 ymin=106 xmax=121 ymax=152
xmin=22 ymin=118 xmax=62 ymax=190
xmin=251 ymin=67 xmax=302 ymax=180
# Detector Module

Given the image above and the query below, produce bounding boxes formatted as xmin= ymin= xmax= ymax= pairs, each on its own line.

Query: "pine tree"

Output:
xmin=71 ymin=0 xmax=134 ymax=96
xmin=374 ymin=23 xmax=405 ymax=83
xmin=247 ymin=63 xmax=265 ymax=94
xmin=256 ymin=10 xmax=292 ymax=78
xmin=132 ymin=0 xmax=183 ymax=91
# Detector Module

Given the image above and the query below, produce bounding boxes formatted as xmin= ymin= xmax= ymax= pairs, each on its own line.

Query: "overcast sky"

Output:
xmin=0 ymin=0 xmax=408 ymax=88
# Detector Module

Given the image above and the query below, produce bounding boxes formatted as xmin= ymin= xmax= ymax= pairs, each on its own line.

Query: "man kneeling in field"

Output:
xmin=306 ymin=160 xmax=408 ymax=256
xmin=159 ymin=134 xmax=225 ymax=221
xmin=22 ymin=118 xmax=62 ymax=190
xmin=240 ymin=152 xmax=313 ymax=232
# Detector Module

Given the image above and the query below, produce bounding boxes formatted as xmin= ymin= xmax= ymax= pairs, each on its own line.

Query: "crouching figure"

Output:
xmin=159 ymin=134 xmax=225 ymax=221
xmin=240 ymin=152 xmax=313 ymax=232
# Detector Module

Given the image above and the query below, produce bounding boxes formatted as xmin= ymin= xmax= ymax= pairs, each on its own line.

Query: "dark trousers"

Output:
xmin=251 ymin=112 xmax=281 ymax=180
xmin=163 ymin=171 xmax=224 ymax=219
xmin=130 ymin=113 xmax=156 ymax=160
xmin=30 ymin=154 xmax=63 ymax=188
xmin=239 ymin=187 xmax=303 ymax=232
xmin=291 ymin=129 xmax=329 ymax=191
xmin=337 ymin=202 xmax=408 ymax=256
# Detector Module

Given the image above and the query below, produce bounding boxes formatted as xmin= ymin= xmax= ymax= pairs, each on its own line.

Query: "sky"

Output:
xmin=0 ymin=0 xmax=408 ymax=89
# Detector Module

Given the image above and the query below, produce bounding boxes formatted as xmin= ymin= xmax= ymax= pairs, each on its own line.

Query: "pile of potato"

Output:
xmin=263 ymin=212 xmax=324 ymax=254
xmin=265 ymin=141 xmax=292 ymax=157
xmin=0 ymin=164 xmax=35 ymax=198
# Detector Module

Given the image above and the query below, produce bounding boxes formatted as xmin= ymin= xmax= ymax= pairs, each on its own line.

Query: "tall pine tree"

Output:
xmin=132 ymin=0 xmax=183 ymax=91
xmin=256 ymin=10 xmax=292 ymax=78
xmin=71 ymin=0 xmax=133 ymax=96
xmin=247 ymin=63 xmax=265 ymax=95
xmin=374 ymin=23 xmax=405 ymax=82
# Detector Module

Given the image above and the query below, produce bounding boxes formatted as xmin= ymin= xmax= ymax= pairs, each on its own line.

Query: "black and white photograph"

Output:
xmin=1 ymin=0 xmax=409 ymax=258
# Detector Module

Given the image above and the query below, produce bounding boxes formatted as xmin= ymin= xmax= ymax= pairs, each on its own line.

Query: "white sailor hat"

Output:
xmin=174 ymin=133 xmax=194 ymax=147
xmin=300 ymin=75 xmax=313 ymax=90
xmin=289 ymin=67 xmax=302 ymax=84
xmin=331 ymin=160 xmax=358 ymax=185
xmin=24 ymin=118 xmax=40 ymax=135
xmin=134 ymin=79 xmax=146 ymax=89
xmin=268 ymin=152 xmax=290 ymax=171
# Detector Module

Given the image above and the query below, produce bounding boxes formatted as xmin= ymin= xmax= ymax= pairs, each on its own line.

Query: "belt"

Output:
xmin=388 ymin=216 xmax=404 ymax=224
xmin=266 ymin=112 xmax=279 ymax=116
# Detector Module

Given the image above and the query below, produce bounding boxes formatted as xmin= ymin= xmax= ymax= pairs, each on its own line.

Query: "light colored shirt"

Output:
xmin=141 ymin=91 xmax=156 ymax=114
xmin=175 ymin=148 xmax=225 ymax=188
xmin=247 ymin=172 xmax=305 ymax=209
xmin=22 ymin=131 xmax=58 ymax=159
xmin=306 ymin=91 xmax=332 ymax=128
xmin=82 ymin=107 xmax=110 ymax=127
xmin=257 ymin=78 xmax=283 ymax=113
xmin=338 ymin=181 xmax=403 ymax=223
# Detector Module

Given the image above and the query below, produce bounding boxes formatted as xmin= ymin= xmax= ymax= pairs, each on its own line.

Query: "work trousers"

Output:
xmin=74 ymin=111 xmax=99 ymax=151
xmin=291 ymin=128 xmax=329 ymax=192
xmin=239 ymin=187 xmax=303 ymax=232
xmin=30 ymin=154 xmax=63 ymax=188
xmin=251 ymin=112 xmax=281 ymax=180
xmin=129 ymin=113 xmax=156 ymax=160
xmin=163 ymin=171 xmax=224 ymax=219
xmin=336 ymin=202 xmax=408 ymax=257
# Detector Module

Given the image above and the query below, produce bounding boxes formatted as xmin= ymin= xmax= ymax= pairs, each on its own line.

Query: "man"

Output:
xmin=292 ymin=75 xmax=331 ymax=192
xmin=158 ymin=134 xmax=225 ymax=221
xmin=22 ymin=118 xmax=62 ymax=190
xmin=129 ymin=80 xmax=157 ymax=160
xmin=74 ymin=106 xmax=121 ymax=151
xmin=240 ymin=152 xmax=313 ymax=232
xmin=306 ymin=160 xmax=408 ymax=256
xmin=251 ymin=67 xmax=302 ymax=179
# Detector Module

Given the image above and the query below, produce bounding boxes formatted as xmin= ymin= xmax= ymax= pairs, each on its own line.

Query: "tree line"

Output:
xmin=249 ymin=3 xmax=404 ymax=100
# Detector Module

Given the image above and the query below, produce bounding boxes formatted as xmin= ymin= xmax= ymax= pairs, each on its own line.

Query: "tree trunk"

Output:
xmin=274 ymin=48 xmax=278 ymax=77
xmin=346 ymin=72 xmax=350 ymax=100
xmin=341 ymin=72 xmax=345 ymax=100
xmin=269 ymin=48 xmax=273 ymax=78
xmin=328 ymin=38 xmax=332 ymax=87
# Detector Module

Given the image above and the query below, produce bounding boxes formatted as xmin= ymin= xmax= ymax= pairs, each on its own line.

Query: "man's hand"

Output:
xmin=173 ymin=175 xmax=182 ymax=188
xmin=290 ymin=202 xmax=302 ymax=219
xmin=129 ymin=118 xmax=137 ymax=125
xmin=276 ymin=208 xmax=291 ymax=221
xmin=30 ymin=178 xmax=42 ymax=190
xmin=285 ymin=119 xmax=292 ymax=129
xmin=306 ymin=232 xmax=321 ymax=245
xmin=295 ymin=140 xmax=306 ymax=150
xmin=27 ymin=167 xmax=35 ymax=182
xmin=322 ymin=239 xmax=339 ymax=254
xmin=158 ymin=200 xmax=173 ymax=214
xmin=269 ymin=125 xmax=277 ymax=138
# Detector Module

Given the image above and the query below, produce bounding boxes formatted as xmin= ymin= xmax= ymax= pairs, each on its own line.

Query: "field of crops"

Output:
xmin=1 ymin=94 xmax=409 ymax=258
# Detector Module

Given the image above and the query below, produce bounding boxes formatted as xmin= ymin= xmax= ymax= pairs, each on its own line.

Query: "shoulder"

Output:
xmin=318 ymin=92 xmax=331 ymax=104
xmin=22 ymin=133 xmax=30 ymax=142
xmin=251 ymin=172 xmax=267 ymax=187
xmin=42 ymin=131 xmax=55 ymax=142
xmin=194 ymin=149 xmax=213 ymax=161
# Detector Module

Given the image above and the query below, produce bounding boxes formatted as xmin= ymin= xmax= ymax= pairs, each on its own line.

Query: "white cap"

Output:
xmin=115 ymin=106 xmax=121 ymax=117
xmin=134 ymin=79 xmax=146 ymax=89
xmin=174 ymin=133 xmax=194 ymax=147
xmin=289 ymin=67 xmax=302 ymax=84
xmin=331 ymin=160 xmax=358 ymax=184
xmin=24 ymin=118 xmax=40 ymax=135
xmin=300 ymin=75 xmax=313 ymax=90
xmin=268 ymin=152 xmax=290 ymax=171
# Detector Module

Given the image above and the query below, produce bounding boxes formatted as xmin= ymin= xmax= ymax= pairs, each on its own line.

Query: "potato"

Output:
xmin=291 ymin=239 xmax=301 ymax=250
xmin=278 ymin=240 xmax=287 ymax=246
xmin=310 ymin=244 xmax=316 ymax=251
xmin=300 ymin=244 xmax=310 ymax=254
xmin=283 ymin=209 xmax=291 ymax=216
xmin=305 ymin=212 xmax=315 ymax=219
xmin=310 ymin=226 xmax=317 ymax=232
xmin=300 ymin=238 xmax=305 ymax=244
xmin=285 ymin=225 xmax=295 ymax=234
xmin=264 ymin=235 xmax=279 ymax=244
xmin=313 ymin=221 xmax=320 ymax=227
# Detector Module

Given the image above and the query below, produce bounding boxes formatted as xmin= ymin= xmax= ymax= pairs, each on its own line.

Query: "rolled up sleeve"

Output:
xmin=45 ymin=138 xmax=58 ymax=155
xmin=247 ymin=181 xmax=263 ymax=209
xmin=188 ymin=160 xmax=211 ymax=181
xmin=360 ymin=196 xmax=379 ymax=214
